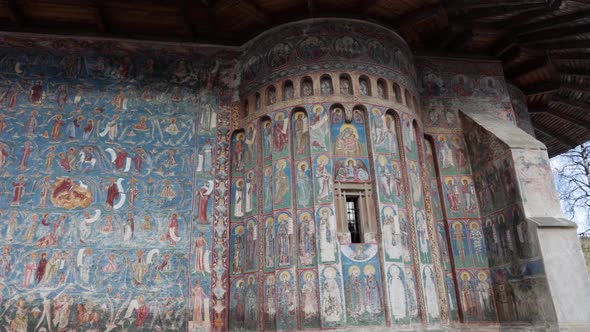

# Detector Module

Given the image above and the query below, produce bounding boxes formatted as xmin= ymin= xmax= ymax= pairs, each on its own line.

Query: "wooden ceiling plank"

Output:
xmin=551 ymin=52 xmax=590 ymax=60
xmin=533 ymin=120 xmax=578 ymax=147
xmin=562 ymin=83 xmax=590 ymax=94
xmin=392 ymin=4 xmax=444 ymax=29
xmin=446 ymin=0 xmax=546 ymax=11
xmin=505 ymin=56 xmax=549 ymax=79
xmin=547 ymin=108 xmax=590 ymax=131
xmin=551 ymin=95 xmax=590 ymax=111
xmin=450 ymin=3 xmax=547 ymax=24
xmin=522 ymin=80 xmax=561 ymax=96
xmin=515 ymin=9 xmax=590 ymax=35
xmin=536 ymin=39 xmax=590 ymax=50
xmin=521 ymin=24 xmax=590 ymax=45
xmin=7 ymin=0 xmax=24 ymax=28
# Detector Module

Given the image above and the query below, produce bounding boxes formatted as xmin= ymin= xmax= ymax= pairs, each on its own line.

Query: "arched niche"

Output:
xmin=267 ymin=85 xmax=277 ymax=105
xmin=283 ymin=80 xmax=294 ymax=101
xmin=339 ymin=74 xmax=353 ymax=95
xmin=320 ymin=74 xmax=334 ymax=96
xmin=377 ymin=78 xmax=388 ymax=99
xmin=404 ymin=89 xmax=412 ymax=109
xmin=301 ymin=76 xmax=314 ymax=97
xmin=359 ymin=75 xmax=371 ymax=96
xmin=392 ymin=82 xmax=402 ymax=103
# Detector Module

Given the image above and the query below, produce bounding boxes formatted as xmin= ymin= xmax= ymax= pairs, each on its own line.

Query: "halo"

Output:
xmin=278 ymin=213 xmax=290 ymax=223
xmin=478 ymin=271 xmax=487 ymax=281
xmin=348 ymin=265 xmax=361 ymax=276
xmin=298 ymin=161 xmax=308 ymax=170
xmin=235 ymin=226 xmax=245 ymax=235
xmin=236 ymin=133 xmax=244 ymax=140
xmin=280 ymin=270 xmax=291 ymax=281
xmin=461 ymin=272 xmax=471 ymax=281
xmin=378 ymin=155 xmax=387 ymax=164
xmin=313 ymin=105 xmax=324 ymax=114
xmin=382 ymin=206 xmax=394 ymax=217
xmin=236 ymin=179 xmax=244 ymax=187
xmin=323 ymin=267 xmax=337 ymax=279
xmin=266 ymin=274 xmax=275 ymax=283
xmin=318 ymin=207 xmax=332 ymax=217
xmin=299 ymin=212 xmax=312 ymax=221
xmin=339 ymin=124 xmax=359 ymax=138
xmin=303 ymin=271 xmax=315 ymax=281
xmin=317 ymin=155 xmax=329 ymax=165
xmin=236 ymin=279 xmax=244 ymax=288
xmin=470 ymin=222 xmax=480 ymax=229
xmin=372 ymin=108 xmax=381 ymax=116
xmin=266 ymin=217 xmax=274 ymax=226
xmin=276 ymin=159 xmax=287 ymax=169
xmin=276 ymin=112 xmax=284 ymax=120
xmin=453 ymin=222 xmax=462 ymax=231
xmin=248 ymin=275 xmax=255 ymax=283
xmin=363 ymin=264 xmax=375 ymax=275
xmin=247 ymin=219 xmax=256 ymax=228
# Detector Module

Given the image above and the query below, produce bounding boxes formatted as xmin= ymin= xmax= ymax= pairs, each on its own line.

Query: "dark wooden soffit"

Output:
xmin=0 ymin=0 xmax=588 ymax=156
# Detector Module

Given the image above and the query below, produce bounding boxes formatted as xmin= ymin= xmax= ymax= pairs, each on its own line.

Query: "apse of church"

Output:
xmin=0 ymin=17 xmax=588 ymax=332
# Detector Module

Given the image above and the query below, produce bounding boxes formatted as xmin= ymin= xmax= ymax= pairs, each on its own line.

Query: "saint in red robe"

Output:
xmin=106 ymin=183 xmax=119 ymax=207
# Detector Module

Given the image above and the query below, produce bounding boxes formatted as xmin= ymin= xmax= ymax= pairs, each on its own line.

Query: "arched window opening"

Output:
xmin=255 ymin=92 xmax=261 ymax=110
xmin=404 ymin=89 xmax=412 ymax=109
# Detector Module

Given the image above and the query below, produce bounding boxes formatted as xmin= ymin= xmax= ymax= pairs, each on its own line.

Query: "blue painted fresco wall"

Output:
xmin=0 ymin=42 xmax=224 ymax=331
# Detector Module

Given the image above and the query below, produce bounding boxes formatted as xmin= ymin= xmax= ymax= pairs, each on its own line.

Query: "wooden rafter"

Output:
xmin=533 ymin=120 xmax=578 ymax=147
xmin=551 ymin=52 xmax=590 ymax=61
xmin=520 ymin=24 xmax=590 ymax=45
xmin=531 ymin=106 xmax=590 ymax=131
xmin=515 ymin=9 xmax=590 ymax=35
xmin=504 ymin=56 xmax=549 ymax=80
xmin=445 ymin=0 xmax=547 ymax=11
xmin=534 ymin=39 xmax=590 ymax=50
xmin=551 ymin=95 xmax=590 ymax=111
xmin=449 ymin=3 xmax=547 ymax=24
xmin=560 ymin=67 xmax=590 ymax=80
xmin=392 ymin=4 xmax=444 ymax=29
xmin=561 ymin=83 xmax=590 ymax=94
xmin=522 ymin=80 xmax=561 ymax=96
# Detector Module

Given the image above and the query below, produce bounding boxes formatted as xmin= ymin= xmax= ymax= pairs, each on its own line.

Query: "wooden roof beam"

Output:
xmin=445 ymin=0 xmax=546 ymax=11
xmin=7 ymin=0 xmax=24 ymax=28
xmin=522 ymin=80 xmax=561 ymax=96
xmin=561 ymin=83 xmax=590 ymax=94
xmin=392 ymin=4 xmax=444 ymax=29
xmin=551 ymin=95 xmax=590 ymax=111
xmin=515 ymin=9 xmax=590 ymax=35
xmin=533 ymin=120 xmax=578 ymax=147
xmin=559 ymin=67 xmax=590 ymax=80
xmin=532 ymin=106 xmax=590 ymax=131
xmin=446 ymin=29 xmax=473 ymax=52
xmin=551 ymin=52 xmax=590 ymax=61
xmin=505 ymin=56 xmax=549 ymax=80
xmin=535 ymin=40 xmax=590 ymax=50
xmin=521 ymin=24 xmax=590 ymax=45
xmin=450 ymin=3 xmax=547 ymax=24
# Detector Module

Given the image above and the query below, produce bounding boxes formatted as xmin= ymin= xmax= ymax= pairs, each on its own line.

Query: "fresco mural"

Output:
xmin=0 ymin=17 xmax=561 ymax=331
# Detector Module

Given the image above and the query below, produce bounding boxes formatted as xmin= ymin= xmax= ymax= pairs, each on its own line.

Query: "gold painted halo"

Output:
xmin=363 ymin=264 xmax=375 ymax=276
xmin=266 ymin=217 xmax=274 ymax=226
xmin=318 ymin=207 xmax=332 ymax=217
xmin=313 ymin=105 xmax=324 ymax=114
xmin=323 ymin=267 xmax=337 ymax=279
xmin=317 ymin=155 xmax=329 ymax=165
xmin=298 ymin=161 xmax=309 ymax=171
xmin=349 ymin=265 xmax=361 ymax=276
xmin=478 ymin=271 xmax=487 ymax=281
xmin=275 ymin=159 xmax=287 ymax=170
xmin=372 ymin=108 xmax=381 ymax=116
xmin=235 ymin=225 xmax=245 ymax=235
xmin=461 ymin=271 xmax=471 ymax=281
xmin=280 ymin=270 xmax=291 ymax=282
xmin=299 ymin=212 xmax=312 ymax=221
xmin=303 ymin=271 xmax=315 ymax=281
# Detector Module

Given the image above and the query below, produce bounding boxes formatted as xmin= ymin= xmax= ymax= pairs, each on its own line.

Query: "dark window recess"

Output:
xmin=346 ymin=196 xmax=361 ymax=243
